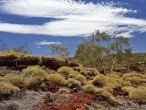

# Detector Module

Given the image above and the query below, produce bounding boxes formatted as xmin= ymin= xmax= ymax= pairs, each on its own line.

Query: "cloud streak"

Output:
xmin=35 ymin=40 xmax=61 ymax=46
xmin=0 ymin=0 xmax=146 ymax=37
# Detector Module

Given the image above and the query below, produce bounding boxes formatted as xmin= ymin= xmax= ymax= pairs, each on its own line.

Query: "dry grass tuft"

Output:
xmin=0 ymin=82 xmax=20 ymax=96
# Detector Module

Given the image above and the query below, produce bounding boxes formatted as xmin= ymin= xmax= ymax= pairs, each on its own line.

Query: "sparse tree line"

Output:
xmin=0 ymin=30 xmax=146 ymax=73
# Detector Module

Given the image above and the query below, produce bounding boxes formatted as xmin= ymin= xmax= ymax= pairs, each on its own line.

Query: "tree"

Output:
xmin=13 ymin=42 xmax=31 ymax=54
xmin=75 ymin=41 xmax=102 ymax=67
xmin=0 ymin=39 xmax=10 ymax=51
xmin=50 ymin=44 xmax=69 ymax=58
xmin=75 ymin=30 xmax=132 ymax=73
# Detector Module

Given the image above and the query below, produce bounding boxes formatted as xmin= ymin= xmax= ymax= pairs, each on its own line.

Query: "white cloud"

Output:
xmin=0 ymin=0 xmax=146 ymax=37
xmin=35 ymin=40 xmax=61 ymax=46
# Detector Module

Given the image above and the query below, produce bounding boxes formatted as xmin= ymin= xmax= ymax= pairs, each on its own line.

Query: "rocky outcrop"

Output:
xmin=0 ymin=55 xmax=79 ymax=70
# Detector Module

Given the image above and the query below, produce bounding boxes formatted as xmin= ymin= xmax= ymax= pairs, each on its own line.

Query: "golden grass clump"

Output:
xmin=106 ymin=76 xmax=123 ymax=89
xmin=91 ymin=74 xmax=123 ymax=89
xmin=67 ymin=78 xmax=81 ymax=88
xmin=80 ymin=67 xmax=99 ymax=76
xmin=58 ymin=66 xmax=87 ymax=84
xmin=0 ymin=82 xmax=20 ymax=96
xmin=107 ymin=73 xmax=122 ymax=79
xmin=0 ymin=50 xmax=31 ymax=57
xmin=123 ymin=81 xmax=132 ymax=86
xmin=83 ymin=84 xmax=97 ymax=93
xmin=47 ymin=74 xmax=67 ymax=85
xmin=57 ymin=66 xmax=75 ymax=75
xmin=22 ymin=66 xmax=48 ymax=80
xmin=122 ymin=86 xmax=146 ymax=103
xmin=124 ymin=76 xmax=146 ymax=83
xmin=91 ymin=74 xmax=107 ymax=87
xmin=27 ymin=76 xmax=44 ymax=88
xmin=122 ymin=86 xmax=136 ymax=93
xmin=2 ymin=73 xmax=27 ymax=88
xmin=122 ymin=72 xmax=146 ymax=80
xmin=72 ymin=74 xmax=87 ymax=85
xmin=124 ymin=86 xmax=146 ymax=103
xmin=83 ymin=84 xmax=120 ymax=105
xmin=58 ymin=87 xmax=71 ymax=94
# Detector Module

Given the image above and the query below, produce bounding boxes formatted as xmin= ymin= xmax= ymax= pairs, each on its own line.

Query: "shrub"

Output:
xmin=129 ymin=87 xmax=146 ymax=103
xmin=27 ymin=76 xmax=44 ymax=88
xmin=107 ymin=73 xmax=121 ymax=79
xmin=91 ymin=74 xmax=107 ymax=87
xmin=80 ymin=68 xmax=99 ymax=77
xmin=83 ymin=84 xmax=97 ymax=93
xmin=67 ymin=78 xmax=81 ymax=88
xmin=124 ymin=76 xmax=146 ymax=83
xmin=58 ymin=66 xmax=79 ymax=78
xmin=47 ymin=74 xmax=67 ymax=85
xmin=123 ymin=81 xmax=132 ymax=86
xmin=95 ymin=88 xmax=120 ymax=105
xmin=22 ymin=66 xmax=48 ymax=80
xmin=2 ymin=73 xmax=27 ymax=88
xmin=91 ymin=74 xmax=123 ymax=89
xmin=58 ymin=87 xmax=71 ymax=94
xmin=106 ymin=76 xmax=123 ymax=88
xmin=72 ymin=74 xmax=87 ymax=85
xmin=122 ymin=72 xmax=146 ymax=80
xmin=0 ymin=82 xmax=20 ymax=96
xmin=58 ymin=66 xmax=74 ymax=75
xmin=122 ymin=86 xmax=136 ymax=93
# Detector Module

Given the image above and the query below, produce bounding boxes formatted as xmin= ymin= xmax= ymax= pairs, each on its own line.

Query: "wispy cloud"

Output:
xmin=35 ymin=40 xmax=61 ymax=46
xmin=0 ymin=0 xmax=146 ymax=37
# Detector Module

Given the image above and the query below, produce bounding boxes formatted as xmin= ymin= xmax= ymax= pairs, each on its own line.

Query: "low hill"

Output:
xmin=0 ymin=51 xmax=146 ymax=110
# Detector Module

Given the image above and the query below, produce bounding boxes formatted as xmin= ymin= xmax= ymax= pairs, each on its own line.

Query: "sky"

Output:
xmin=0 ymin=0 xmax=146 ymax=56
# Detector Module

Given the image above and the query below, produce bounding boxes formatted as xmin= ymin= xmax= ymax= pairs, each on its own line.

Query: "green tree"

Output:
xmin=50 ymin=44 xmax=69 ymax=58
xmin=75 ymin=41 xmax=102 ymax=67
xmin=75 ymin=30 xmax=132 ymax=73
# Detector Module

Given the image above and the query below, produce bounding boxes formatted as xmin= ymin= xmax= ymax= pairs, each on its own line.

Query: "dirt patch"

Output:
xmin=42 ymin=81 xmax=60 ymax=93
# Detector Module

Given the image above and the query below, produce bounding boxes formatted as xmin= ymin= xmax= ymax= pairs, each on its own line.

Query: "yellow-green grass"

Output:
xmin=0 ymin=82 xmax=20 ymax=95
xmin=83 ymin=84 xmax=120 ymax=105
xmin=47 ymin=74 xmax=67 ymax=85
xmin=67 ymin=78 xmax=81 ymax=88
xmin=58 ymin=66 xmax=87 ymax=84
xmin=123 ymin=86 xmax=146 ymax=103
xmin=22 ymin=66 xmax=49 ymax=80
xmin=0 ymin=50 xmax=31 ymax=57
xmin=122 ymin=72 xmax=146 ymax=80
xmin=83 ymin=84 xmax=97 ymax=93
xmin=91 ymin=74 xmax=123 ymax=89
xmin=2 ymin=73 xmax=27 ymax=88
xmin=58 ymin=87 xmax=71 ymax=94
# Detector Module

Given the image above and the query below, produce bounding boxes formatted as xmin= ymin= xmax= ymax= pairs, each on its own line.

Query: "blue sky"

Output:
xmin=0 ymin=0 xmax=146 ymax=56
